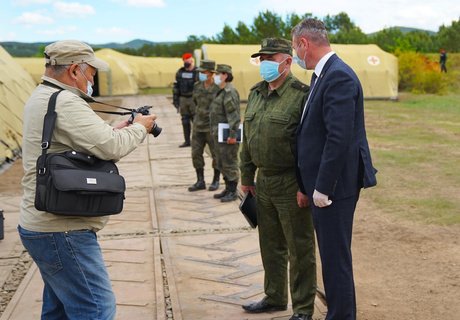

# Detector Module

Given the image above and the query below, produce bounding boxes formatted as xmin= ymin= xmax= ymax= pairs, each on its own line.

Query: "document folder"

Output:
xmin=239 ymin=192 xmax=257 ymax=228
xmin=218 ymin=123 xmax=243 ymax=143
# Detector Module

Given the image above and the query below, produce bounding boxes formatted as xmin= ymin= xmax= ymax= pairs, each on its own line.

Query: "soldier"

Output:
xmin=173 ymin=53 xmax=198 ymax=147
xmin=239 ymin=38 xmax=316 ymax=320
xmin=209 ymin=64 xmax=240 ymax=202
xmin=188 ymin=59 xmax=221 ymax=192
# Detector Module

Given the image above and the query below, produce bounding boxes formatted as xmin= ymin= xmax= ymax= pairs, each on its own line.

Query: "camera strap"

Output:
xmin=41 ymin=80 xmax=134 ymax=116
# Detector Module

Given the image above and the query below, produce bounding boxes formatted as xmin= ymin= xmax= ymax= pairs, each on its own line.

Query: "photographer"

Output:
xmin=19 ymin=40 xmax=156 ymax=319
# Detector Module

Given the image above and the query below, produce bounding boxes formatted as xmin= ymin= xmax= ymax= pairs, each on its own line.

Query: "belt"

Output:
xmin=258 ymin=167 xmax=295 ymax=177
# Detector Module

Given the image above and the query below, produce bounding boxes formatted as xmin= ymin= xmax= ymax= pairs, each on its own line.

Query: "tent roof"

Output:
xmin=0 ymin=46 xmax=36 ymax=164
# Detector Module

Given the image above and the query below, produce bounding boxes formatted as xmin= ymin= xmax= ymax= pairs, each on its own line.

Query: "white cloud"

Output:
xmin=126 ymin=0 xmax=166 ymax=7
xmin=53 ymin=2 xmax=95 ymax=17
xmin=96 ymin=27 xmax=134 ymax=38
xmin=14 ymin=0 xmax=52 ymax=5
xmin=0 ymin=31 xmax=18 ymax=41
xmin=14 ymin=12 xmax=54 ymax=25
xmin=36 ymin=25 xmax=78 ymax=36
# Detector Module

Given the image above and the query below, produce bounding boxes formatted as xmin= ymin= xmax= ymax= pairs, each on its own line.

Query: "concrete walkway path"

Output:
xmin=0 ymin=95 xmax=326 ymax=320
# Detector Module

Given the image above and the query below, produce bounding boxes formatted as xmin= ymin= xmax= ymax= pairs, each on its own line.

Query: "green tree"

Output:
xmin=251 ymin=11 xmax=286 ymax=39
xmin=437 ymin=18 xmax=460 ymax=52
xmin=370 ymin=27 xmax=405 ymax=52
xmin=324 ymin=12 xmax=368 ymax=44
xmin=214 ymin=24 xmax=239 ymax=44
xmin=235 ymin=21 xmax=257 ymax=44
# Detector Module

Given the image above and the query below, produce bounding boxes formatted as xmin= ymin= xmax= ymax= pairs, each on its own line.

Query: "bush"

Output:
xmin=397 ymin=51 xmax=448 ymax=94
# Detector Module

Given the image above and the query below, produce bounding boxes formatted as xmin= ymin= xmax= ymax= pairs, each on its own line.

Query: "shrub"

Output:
xmin=397 ymin=51 xmax=448 ymax=94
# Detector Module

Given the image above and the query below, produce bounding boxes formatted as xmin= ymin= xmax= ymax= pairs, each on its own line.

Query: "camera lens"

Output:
xmin=151 ymin=123 xmax=162 ymax=137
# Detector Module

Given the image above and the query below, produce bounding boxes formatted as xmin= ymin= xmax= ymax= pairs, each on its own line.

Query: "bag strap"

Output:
xmin=37 ymin=90 xmax=62 ymax=174
xmin=40 ymin=90 xmax=63 ymax=153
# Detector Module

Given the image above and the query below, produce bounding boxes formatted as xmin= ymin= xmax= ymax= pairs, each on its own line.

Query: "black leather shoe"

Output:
xmin=242 ymin=297 xmax=287 ymax=313
xmin=289 ymin=313 xmax=312 ymax=320
xmin=179 ymin=141 xmax=190 ymax=148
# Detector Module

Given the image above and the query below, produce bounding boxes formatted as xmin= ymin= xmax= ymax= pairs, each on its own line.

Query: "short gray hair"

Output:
xmin=292 ymin=18 xmax=330 ymax=46
xmin=45 ymin=61 xmax=88 ymax=77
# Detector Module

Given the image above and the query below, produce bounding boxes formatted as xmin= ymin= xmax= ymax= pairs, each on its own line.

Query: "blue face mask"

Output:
xmin=293 ymin=56 xmax=307 ymax=69
xmin=259 ymin=59 xmax=286 ymax=82
xmin=199 ymin=72 xmax=208 ymax=82
xmin=213 ymin=74 xmax=222 ymax=86
xmin=294 ymin=43 xmax=307 ymax=69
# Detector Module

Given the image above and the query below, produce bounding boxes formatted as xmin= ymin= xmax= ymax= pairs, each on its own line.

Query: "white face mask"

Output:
xmin=213 ymin=74 xmax=222 ymax=86
xmin=79 ymin=66 xmax=93 ymax=96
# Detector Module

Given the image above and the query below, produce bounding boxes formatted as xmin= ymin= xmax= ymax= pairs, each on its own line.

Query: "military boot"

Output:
xmin=221 ymin=180 xmax=238 ymax=202
xmin=188 ymin=168 xmax=206 ymax=191
xmin=179 ymin=122 xmax=191 ymax=148
xmin=213 ymin=177 xmax=228 ymax=199
xmin=208 ymin=169 xmax=220 ymax=191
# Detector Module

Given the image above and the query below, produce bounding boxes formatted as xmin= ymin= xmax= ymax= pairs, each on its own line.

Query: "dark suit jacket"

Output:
xmin=296 ymin=54 xmax=377 ymax=200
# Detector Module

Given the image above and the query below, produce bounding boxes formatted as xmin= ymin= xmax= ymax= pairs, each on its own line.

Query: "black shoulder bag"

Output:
xmin=34 ymin=90 xmax=126 ymax=216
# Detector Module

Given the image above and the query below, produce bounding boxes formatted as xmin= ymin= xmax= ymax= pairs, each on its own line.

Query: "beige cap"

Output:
xmin=44 ymin=40 xmax=109 ymax=71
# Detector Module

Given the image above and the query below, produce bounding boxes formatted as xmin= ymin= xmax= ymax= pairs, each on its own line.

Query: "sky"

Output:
xmin=1 ymin=0 xmax=459 ymax=44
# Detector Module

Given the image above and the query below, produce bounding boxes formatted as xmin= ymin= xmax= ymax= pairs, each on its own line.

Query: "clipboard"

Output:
xmin=218 ymin=123 xmax=243 ymax=143
xmin=239 ymin=192 xmax=257 ymax=228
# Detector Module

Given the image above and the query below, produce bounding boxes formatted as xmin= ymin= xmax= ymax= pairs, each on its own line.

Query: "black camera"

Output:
xmin=128 ymin=106 xmax=162 ymax=137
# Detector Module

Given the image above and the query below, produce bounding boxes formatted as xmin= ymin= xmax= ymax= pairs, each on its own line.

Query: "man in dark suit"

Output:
xmin=291 ymin=19 xmax=377 ymax=320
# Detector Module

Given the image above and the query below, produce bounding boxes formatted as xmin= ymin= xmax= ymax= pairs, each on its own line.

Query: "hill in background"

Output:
xmin=0 ymin=38 xmax=159 ymax=57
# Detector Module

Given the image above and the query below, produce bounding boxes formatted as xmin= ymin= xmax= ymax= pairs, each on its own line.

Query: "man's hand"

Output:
xmin=133 ymin=114 xmax=157 ymax=133
xmin=297 ymin=191 xmax=309 ymax=208
xmin=313 ymin=189 xmax=332 ymax=208
xmin=241 ymin=184 xmax=256 ymax=196
xmin=227 ymin=137 xmax=237 ymax=145
xmin=113 ymin=119 xmax=130 ymax=130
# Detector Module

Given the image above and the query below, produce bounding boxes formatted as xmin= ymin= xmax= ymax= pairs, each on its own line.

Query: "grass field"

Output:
xmin=364 ymin=93 xmax=460 ymax=225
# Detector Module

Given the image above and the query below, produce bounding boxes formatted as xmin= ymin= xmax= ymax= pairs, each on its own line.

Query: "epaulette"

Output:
xmin=291 ymin=80 xmax=309 ymax=92
xmin=250 ymin=80 xmax=265 ymax=91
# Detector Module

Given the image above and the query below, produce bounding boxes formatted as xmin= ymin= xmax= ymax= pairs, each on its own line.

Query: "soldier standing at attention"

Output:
xmin=188 ymin=60 xmax=221 ymax=192
xmin=173 ymin=53 xmax=198 ymax=147
xmin=239 ymin=38 xmax=316 ymax=320
xmin=209 ymin=64 xmax=240 ymax=202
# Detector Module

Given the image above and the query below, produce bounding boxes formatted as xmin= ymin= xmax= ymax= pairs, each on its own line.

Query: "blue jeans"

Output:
xmin=18 ymin=226 xmax=116 ymax=320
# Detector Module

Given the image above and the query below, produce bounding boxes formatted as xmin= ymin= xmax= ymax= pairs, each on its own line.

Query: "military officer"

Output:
xmin=188 ymin=59 xmax=221 ymax=192
xmin=209 ymin=64 xmax=240 ymax=202
xmin=239 ymin=38 xmax=316 ymax=320
xmin=173 ymin=53 xmax=198 ymax=147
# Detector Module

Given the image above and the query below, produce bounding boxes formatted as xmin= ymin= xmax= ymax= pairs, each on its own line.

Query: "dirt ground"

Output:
xmin=1 ymin=160 xmax=459 ymax=319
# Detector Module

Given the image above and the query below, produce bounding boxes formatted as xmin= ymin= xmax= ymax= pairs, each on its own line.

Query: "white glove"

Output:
xmin=313 ymin=189 xmax=332 ymax=207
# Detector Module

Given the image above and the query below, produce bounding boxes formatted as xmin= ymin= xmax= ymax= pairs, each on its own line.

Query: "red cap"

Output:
xmin=182 ymin=53 xmax=193 ymax=60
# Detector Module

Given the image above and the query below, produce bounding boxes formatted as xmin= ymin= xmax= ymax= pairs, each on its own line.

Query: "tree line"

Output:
xmin=116 ymin=11 xmax=460 ymax=57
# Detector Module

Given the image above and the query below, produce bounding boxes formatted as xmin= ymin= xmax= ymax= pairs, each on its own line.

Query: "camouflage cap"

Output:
xmin=44 ymin=40 xmax=109 ymax=71
xmin=251 ymin=38 xmax=292 ymax=58
xmin=215 ymin=64 xmax=232 ymax=74
xmin=197 ymin=59 xmax=216 ymax=72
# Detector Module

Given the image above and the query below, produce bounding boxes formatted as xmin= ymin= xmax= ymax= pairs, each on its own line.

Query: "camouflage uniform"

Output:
xmin=209 ymin=64 xmax=240 ymax=201
xmin=240 ymin=39 xmax=316 ymax=316
xmin=173 ymin=55 xmax=198 ymax=147
xmin=188 ymin=60 xmax=220 ymax=192
xmin=190 ymin=62 xmax=220 ymax=191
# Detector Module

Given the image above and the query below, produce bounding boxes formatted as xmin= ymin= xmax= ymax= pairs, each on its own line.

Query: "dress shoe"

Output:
xmin=179 ymin=141 xmax=190 ymax=148
xmin=242 ymin=297 xmax=287 ymax=313
xmin=289 ymin=313 xmax=312 ymax=320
